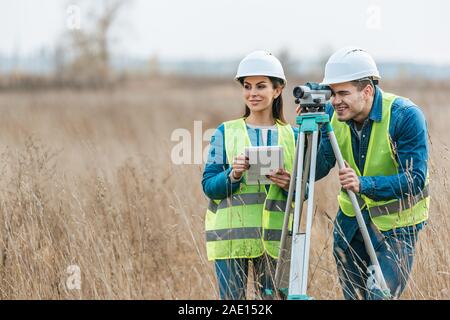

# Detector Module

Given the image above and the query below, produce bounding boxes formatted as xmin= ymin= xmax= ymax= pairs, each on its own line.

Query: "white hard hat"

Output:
xmin=320 ymin=46 xmax=381 ymax=85
xmin=235 ymin=50 xmax=286 ymax=84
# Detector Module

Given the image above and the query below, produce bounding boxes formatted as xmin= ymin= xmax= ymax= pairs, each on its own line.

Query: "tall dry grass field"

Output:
xmin=0 ymin=76 xmax=448 ymax=299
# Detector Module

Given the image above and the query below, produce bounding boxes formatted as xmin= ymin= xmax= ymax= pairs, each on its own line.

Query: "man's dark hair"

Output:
xmin=350 ymin=77 xmax=379 ymax=92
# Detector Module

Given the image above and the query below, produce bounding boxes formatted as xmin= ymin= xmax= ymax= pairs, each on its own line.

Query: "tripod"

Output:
xmin=273 ymin=111 xmax=391 ymax=300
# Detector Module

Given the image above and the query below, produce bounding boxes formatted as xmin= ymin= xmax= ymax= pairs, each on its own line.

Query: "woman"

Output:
xmin=201 ymin=51 xmax=298 ymax=300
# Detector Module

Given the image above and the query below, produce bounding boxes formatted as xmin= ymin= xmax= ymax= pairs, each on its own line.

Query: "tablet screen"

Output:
xmin=244 ymin=146 xmax=284 ymax=185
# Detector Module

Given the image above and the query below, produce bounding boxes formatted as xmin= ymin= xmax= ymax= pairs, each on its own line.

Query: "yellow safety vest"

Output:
xmin=204 ymin=118 xmax=295 ymax=260
xmin=331 ymin=91 xmax=429 ymax=231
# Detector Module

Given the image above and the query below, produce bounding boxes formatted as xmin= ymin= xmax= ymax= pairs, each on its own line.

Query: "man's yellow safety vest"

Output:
xmin=330 ymin=91 xmax=429 ymax=231
xmin=204 ymin=118 xmax=295 ymax=260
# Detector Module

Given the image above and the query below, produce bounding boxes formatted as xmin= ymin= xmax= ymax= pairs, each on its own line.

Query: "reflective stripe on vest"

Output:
xmin=369 ymin=185 xmax=430 ymax=218
xmin=204 ymin=118 xmax=295 ymax=260
xmin=340 ymin=185 xmax=429 ymax=217
xmin=331 ymin=90 xmax=429 ymax=231
xmin=265 ymin=199 xmax=289 ymax=213
xmin=208 ymin=197 xmax=289 ymax=214
xmin=206 ymin=228 xmax=282 ymax=242
xmin=207 ymin=193 xmax=266 ymax=213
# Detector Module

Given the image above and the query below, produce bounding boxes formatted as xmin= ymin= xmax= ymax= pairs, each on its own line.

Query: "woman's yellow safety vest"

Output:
xmin=205 ymin=118 xmax=295 ymax=260
xmin=330 ymin=91 xmax=430 ymax=231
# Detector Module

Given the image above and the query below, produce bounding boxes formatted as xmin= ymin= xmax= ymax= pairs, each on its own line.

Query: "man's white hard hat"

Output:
xmin=235 ymin=51 xmax=286 ymax=85
xmin=320 ymin=46 xmax=381 ymax=85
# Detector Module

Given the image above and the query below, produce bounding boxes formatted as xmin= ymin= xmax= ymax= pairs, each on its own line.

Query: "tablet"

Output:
xmin=244 ymin=146 xmax=284 ymax=185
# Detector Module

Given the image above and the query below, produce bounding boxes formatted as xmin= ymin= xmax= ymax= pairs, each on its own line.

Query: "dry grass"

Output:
xmin=0 ymin=76 xmax=448 ymax=299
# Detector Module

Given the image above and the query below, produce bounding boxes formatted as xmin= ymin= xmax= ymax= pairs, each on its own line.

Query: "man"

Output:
xmin=302 ymin=46 xmax=430 ymax=300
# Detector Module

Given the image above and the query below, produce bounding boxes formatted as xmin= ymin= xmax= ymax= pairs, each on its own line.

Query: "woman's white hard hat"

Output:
xmin=235 ymin=50 xmax=286 ymax=85
xmin=320 ymin=46 xmax=381 ymax=85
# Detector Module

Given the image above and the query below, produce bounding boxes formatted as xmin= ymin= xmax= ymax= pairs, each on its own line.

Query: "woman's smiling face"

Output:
xmin=242 ymin=76 xmax=281 ymax=113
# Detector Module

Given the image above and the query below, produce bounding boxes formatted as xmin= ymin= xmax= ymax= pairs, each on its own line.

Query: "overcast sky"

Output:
xmin=1 ymin=0 xmax=450 ymax=64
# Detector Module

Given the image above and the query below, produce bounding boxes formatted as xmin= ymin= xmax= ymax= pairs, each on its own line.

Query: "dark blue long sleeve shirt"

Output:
xmin=316 ymin=86 xmax=428 ymax=250
xmin=316 ymin=86 xmax=428 ymax=200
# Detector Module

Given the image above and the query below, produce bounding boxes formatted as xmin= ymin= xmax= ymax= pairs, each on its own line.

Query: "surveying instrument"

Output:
xmin=271 ymin=84 xmax=391 ymax=300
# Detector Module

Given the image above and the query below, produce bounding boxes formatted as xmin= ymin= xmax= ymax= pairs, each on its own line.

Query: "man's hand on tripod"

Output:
xmin=266 ymin=168 xmax=291 ymax=191
xmin=339 ymin=161 xmax=360 ymax=193
xmin=295 ymin=105 xmax=302 ymax=115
